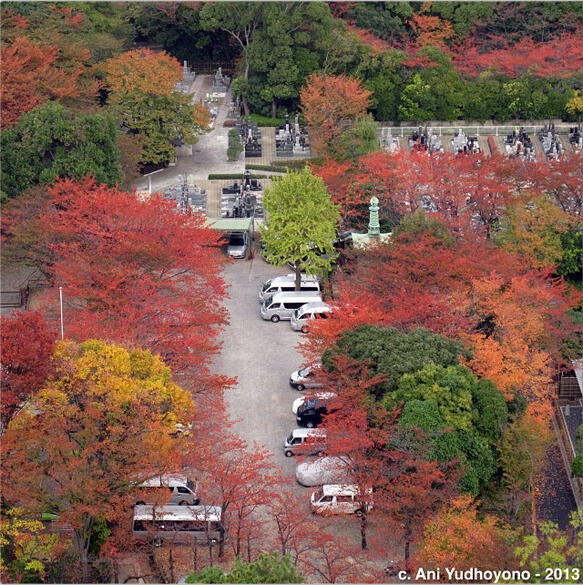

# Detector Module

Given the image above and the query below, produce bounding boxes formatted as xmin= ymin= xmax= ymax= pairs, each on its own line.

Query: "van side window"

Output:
xmin=177 ymin=487 xmax=191 ymax=494
xmin=285 ymin=302 xmax=305 ymax=310
xmin=320 ymin=496 xmax=333 ymax=503
xmin=269 ymin=303 xmax=282 ymax=310
xmin=337 ymin=495 xmax=353 ymax=503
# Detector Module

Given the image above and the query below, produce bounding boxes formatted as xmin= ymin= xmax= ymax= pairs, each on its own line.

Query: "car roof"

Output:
xmin=297 ymin=302 xmax=331 ymax=313
xmin=270 ymin=291 xmax=322 ymax=301
xmin=292 ymin=428 xmax=327 ymax=438
xmin=139 ymin=474 xmax=190 ymax=488
xmin=321 ymin=484 xmax=361 ymax=497
xmin=133 ymin=505 xmax=221 ymax=522
xmin=268 ymin=274 xmax=319 ymax=285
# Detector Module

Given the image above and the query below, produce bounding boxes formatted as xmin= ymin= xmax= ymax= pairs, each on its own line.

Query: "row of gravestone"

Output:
xmin=163 ymin=177 xmax=207 ymax=214
xmin=275 ymin=114 xmax=310 ymax=157
xmin=221 ymin=172 xmax=264 ymax=218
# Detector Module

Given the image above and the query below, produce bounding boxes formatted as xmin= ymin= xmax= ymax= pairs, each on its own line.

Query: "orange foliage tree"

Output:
xmin=300 ymin=73 xmax=371 ymax=158
xmin=415 ymin=495 xmax=515 ymax=572
xmin=0 ymin=37 xmax=86 ymax=129
xmin=102 ymin=48 xmax=182 ymax=96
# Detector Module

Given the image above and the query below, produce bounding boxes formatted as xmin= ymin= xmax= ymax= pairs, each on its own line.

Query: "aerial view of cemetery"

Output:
xmin=1 ymin=2 xmax=582 ymax=584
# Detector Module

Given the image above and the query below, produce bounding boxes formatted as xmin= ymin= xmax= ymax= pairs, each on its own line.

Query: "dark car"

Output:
xmin=296 ymin=398 xmax=337 ymax=428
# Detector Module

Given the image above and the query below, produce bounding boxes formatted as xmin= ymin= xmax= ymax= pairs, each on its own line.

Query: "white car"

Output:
xmin=292 ymin=391 xmax=337 ymax=415
xmin=289 ymin=366 xmax=324 ymax=391
xmin=310 ymin=484 xmax=373 ymax=516
xmin=295 ymin=456 xmax=352 ymax=487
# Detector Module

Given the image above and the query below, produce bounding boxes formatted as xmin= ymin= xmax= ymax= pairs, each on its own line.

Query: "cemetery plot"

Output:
xmin=238 ymin=120 xmax=262 ymax=158
xmin=538 ymin=123 xmax=564 ymax=160
xmin=163 ymin=175 xmax=208 ymax=214
xmin=504 ymin=127 xmax=537 ymax=161
xmin=220 ymin=171 xmax=264 ymax=219
xmin=568 ymin=126 xmax=582 ymax=153
xmin=275 ymin=114 xmax=311 ymax=158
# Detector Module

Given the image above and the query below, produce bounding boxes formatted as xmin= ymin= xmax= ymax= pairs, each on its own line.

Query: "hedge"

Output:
xmin=269 ymin=157 xmax=324 ymax=169
xmin=245 ymin=164 xmax=287 ymax=172
xmin=207 ymin=173 xmax=282 ymax=180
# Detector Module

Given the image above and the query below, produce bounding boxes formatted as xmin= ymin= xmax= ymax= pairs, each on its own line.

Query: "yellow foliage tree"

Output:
xmin=1 ymin=339 xmax=196 ymax=581
xmin=495 ymin=195 xmax=576 ymax=271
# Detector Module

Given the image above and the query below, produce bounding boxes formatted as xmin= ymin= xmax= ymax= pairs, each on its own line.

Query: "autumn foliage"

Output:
xmin=102 ymin=48 xmax=182 ymax=96
xmin=300 ymin=73 xmax=371 ymax=158
xmin=0 ymin=37 xmax=87 ymax=129
xmin=0 ymin=311 xmax=56 ymax=429
xmin=5 ymin=177 xmax=229 ymax=387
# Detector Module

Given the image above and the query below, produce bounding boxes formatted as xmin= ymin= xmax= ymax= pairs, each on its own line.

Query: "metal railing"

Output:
xmin=378 ymin=124 xmax=574 ymax=137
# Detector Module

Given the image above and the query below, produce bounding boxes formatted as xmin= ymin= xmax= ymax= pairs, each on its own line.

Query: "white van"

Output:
xmin=290 ymin=302 xmax=332 ymax=332
xmin=136 ymin=474 xmax=200 ymax=506
xmin=284 ymin=428 xmax=327 ymax=457
xmin=310 ymin=484 xmax=373 ymax=516
xmin=259 ymin=274 xmax=320 ymax=302
xmin=260 ymin=291 xmax=322 ymax=322
xmin=132 ymin=505 xmax=223 ymax=545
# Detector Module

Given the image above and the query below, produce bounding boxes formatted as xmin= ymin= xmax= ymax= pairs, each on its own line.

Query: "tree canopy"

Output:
xmin=261 ymin=167 xmax=340 ymax=289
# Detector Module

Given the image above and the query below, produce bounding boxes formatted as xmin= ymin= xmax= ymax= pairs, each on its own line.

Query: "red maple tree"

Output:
xmin=0 ymin=311 xmax=56 ymax=430
xmin=31 ymin=177 xmax=228 ymax=387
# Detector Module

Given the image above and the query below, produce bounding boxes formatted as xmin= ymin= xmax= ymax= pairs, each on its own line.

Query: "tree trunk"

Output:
xmin=295 ymin=261 xmax=301 ymax=291
xmin=242 ymin=96 xmax=250 ymax=117
xmin=360 ymin=512 xmax=368 ymax=550
xmin=271 ymin=99 xmax=277 ymax=119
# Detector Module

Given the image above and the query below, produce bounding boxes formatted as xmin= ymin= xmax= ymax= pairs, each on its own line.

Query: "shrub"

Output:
xmin=227 ymin=128 xmax=243 ymax=161
xmin=572 ymin=454 xmax=583 ymax=478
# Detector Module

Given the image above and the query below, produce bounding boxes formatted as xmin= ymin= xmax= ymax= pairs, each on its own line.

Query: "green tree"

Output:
xmin=514 ymin=512 xmax=583 ymax=583
xmin=111 ymin=91 xmax=209 ymax=166
xmin=199 ymin=2 xmax=264 ymax=115
xmin=323 ymin=325 xmax=468 ymax=399
xmin=393 ymin=209 xmax=454 ymax=245
xmin=1 ymin=102 xmax=121 ymax=198
xmin=261 ymin=167 xmax=340 ymax=290
xmin=186 ymin=553 xmax=303 ymax=584
xmin=338 ymin=114 xmax=381 ymax=160
xmin=557 ymin=225 xmax=583 ymax=285
xmin=399 ymin=48 xmax=466 ymax=122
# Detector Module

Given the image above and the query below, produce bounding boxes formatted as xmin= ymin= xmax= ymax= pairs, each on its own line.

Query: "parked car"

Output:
xmin=310 ymin=484 xmax=373 ymax=516
xmin=295 ymin=456 xmax=352 ymax=487
xmin=296 ymin=396 xmax=337 ymax=428
xmin=284 ymin=428 xmax=327 ymax=457
xmin=226 ymin=232 xmax=249 ymax=259
xmin=135 ymin=474 xmax=200 ymax=506
xmin=260 ymin=291 xmax=322 ymax=322
xmin=258 ymin=274 xmax=320 ymax=302
xmin=292 ymin=392 xmax=336 ymax=415
xmin=289 ymin=366 xmax=323 ymax=391
xmin=290 ymin=302 xmax=332 ymax=332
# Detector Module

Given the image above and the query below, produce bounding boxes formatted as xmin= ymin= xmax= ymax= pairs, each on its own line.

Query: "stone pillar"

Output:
xmin=368 ymin=196 xmax=380 ymax=237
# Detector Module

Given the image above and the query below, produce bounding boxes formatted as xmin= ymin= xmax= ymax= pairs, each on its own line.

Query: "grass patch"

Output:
xmin=248 ymin=114 xmax=285 ymax=127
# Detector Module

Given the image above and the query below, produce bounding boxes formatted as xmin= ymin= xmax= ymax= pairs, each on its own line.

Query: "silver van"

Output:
xmin=284 ymin=428 xmax=327 ymax=457
xmin=259 ymin=274 xmax=320 ymax=302
xmin=260 ymin=291 xmax=322 ymax=322
xmin=136 ymin=474 xmax=200 ymax=506
xmin=290 ymin=301 xmax=332 ymax=332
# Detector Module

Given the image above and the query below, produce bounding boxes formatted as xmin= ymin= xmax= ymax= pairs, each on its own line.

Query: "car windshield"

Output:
xmin=186 ymin=478 xmax=195 ymax=490
xmin=313 ymin=487 xmax=324 ymax=501
xmin=229 ymin=234 xmax=245 ymax=245
xmin=287 ymin=433 xmax=294 ymax=443
xmin=293 ymin=308 xmax=299 ymax=318
xmin=262 ymin=280 xmax=272 ymax=292
xmin=298 ymin=367 xmax=312 ymax=377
